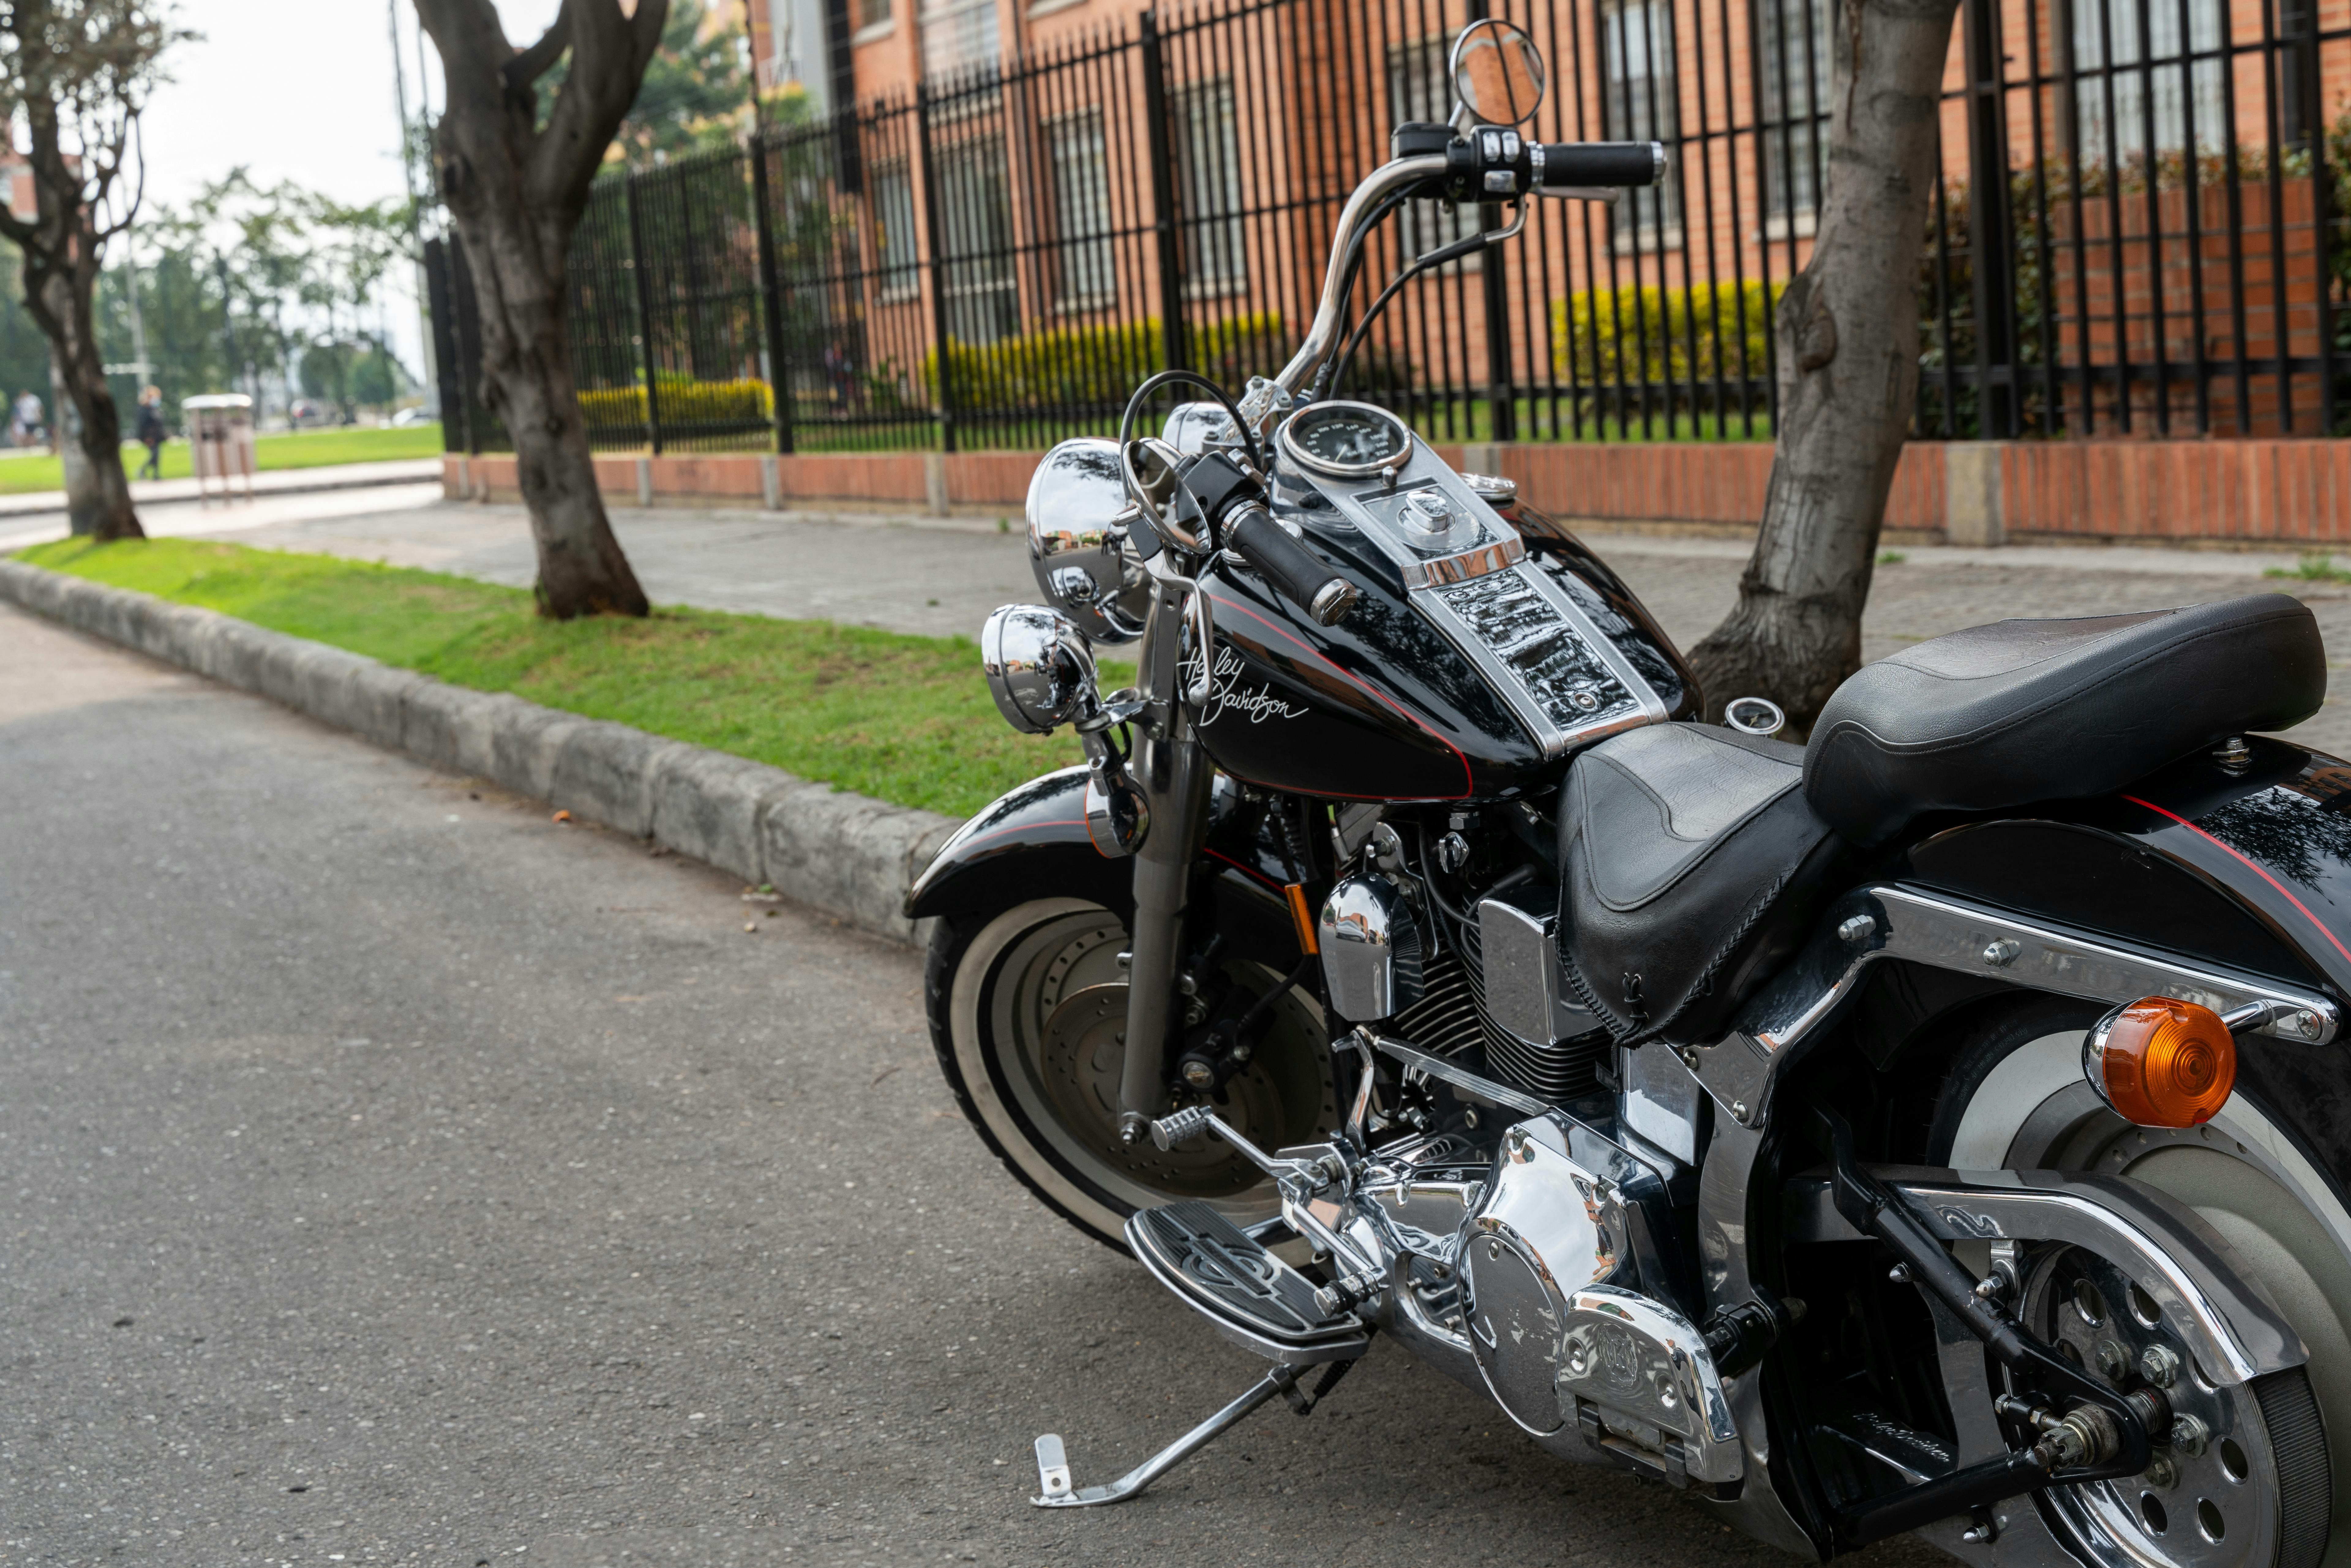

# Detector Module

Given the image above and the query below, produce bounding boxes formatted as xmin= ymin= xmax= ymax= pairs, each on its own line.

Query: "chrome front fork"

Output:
xmin=1116 ymin=581 xmax=1216 ymax=1136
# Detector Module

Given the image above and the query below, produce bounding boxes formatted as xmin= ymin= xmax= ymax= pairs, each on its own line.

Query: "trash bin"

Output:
xmin=183 ymin=393 xmax=257 ymax=501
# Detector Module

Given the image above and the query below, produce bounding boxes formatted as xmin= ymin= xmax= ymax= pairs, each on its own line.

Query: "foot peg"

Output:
xmin=1031 ymin=1359 xmax=1359 ymax=1508
xmin=1127 ymin=1201 xmax=1370 ymax=1364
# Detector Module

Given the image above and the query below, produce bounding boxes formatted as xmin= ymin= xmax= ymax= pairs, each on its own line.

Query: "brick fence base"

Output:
xmin=444 ymin=436 xmax=2351 ymax=548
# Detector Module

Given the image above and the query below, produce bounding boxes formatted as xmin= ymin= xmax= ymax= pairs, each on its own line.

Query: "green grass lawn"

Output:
xmin=0 ymin=424 xmax=445 ymax=495
xmin=21 ymin=537 xmax=1113 ymax=819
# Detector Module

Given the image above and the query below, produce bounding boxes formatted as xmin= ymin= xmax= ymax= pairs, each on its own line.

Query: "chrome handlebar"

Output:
xmin=1270 ymin=154 xmax=1450 ymax=398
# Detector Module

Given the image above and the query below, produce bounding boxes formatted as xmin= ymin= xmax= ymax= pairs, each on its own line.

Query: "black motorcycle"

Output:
xmin=906 ymin=22 xmax=2350 ymax=1566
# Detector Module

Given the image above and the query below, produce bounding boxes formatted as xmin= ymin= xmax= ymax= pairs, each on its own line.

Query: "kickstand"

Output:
xmin=1031 ymin=1359 xmax=1359 ymax=1508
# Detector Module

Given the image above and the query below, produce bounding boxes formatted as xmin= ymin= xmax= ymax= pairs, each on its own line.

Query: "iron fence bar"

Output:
xmin=2130 ymin=0 xmax=2168 ymax=434
xmin=2218 ymin=2 xmax=2252 ymax=435
xmin=624 ymin=174 xmax=662 ymax=455
xmin=2260 ymin=0 xmax=2293 ymax=430
xmin=2301 ymin=0 xmax=2336 ymax=430
xmin=1717 ymin=0 xmax=1754 ymax=436
xmin=1932 ymin=165 xmax=1958 ymax=437
xmin=750 ymin=134 xmax=795 ymax=454
xmin=1686 ymin=0 xmax=1723 ymax=437
xmin=916 ymin=78 xmax=955 ymax=452
xmin=1961 ymin=0 xmax=2016 ymax=437
xmin=2094 ymin=0 xmax=2130 ymax=432
xmin=2024 ymin=0 xmax=2061 ymax=434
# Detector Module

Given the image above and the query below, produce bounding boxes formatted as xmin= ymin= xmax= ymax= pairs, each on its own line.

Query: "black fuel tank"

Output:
xmin=1190 ymin=499 xmax=1699 ymax=802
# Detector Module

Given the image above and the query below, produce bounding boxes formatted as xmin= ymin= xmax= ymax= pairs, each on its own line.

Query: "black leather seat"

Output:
xmin=1558 ymin=722 xmax=1850 ymax=1046
xmin=1805 ymin=594 xmax=2325 ymax=846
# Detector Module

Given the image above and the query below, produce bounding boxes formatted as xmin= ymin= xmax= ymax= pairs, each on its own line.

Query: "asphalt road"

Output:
xmin=2 ymin=601 xmax=1954 ymax=1568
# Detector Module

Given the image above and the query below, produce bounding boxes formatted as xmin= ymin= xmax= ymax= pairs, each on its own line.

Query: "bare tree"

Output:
xmin=0 ymin=0 xmax=185 ymax=542
xmin=1685 ymin=0 xmax=1961 ymax=731
xmin=414 ymin=0 xmax=663 ymax=619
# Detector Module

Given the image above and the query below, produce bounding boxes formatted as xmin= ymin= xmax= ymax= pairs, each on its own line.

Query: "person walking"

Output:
xmin=9 ymin=389 xmax=39 ymax=449
xmin=134 ymin=386 xmax=165 ymax=480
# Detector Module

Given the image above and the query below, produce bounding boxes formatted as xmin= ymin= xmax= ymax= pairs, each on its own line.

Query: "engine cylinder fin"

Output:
xmin=1388 ymin=948 xmax=1487 ymax=1061
xmin=1456 ymin=914 xmax=1608 ymax=1103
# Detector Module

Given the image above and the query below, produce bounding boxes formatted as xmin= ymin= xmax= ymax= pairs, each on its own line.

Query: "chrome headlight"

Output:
xmin=1027 ymin=437 xmax=1150 ymax=645
xmin=981 ymin=604 xmax=1102 ymax=735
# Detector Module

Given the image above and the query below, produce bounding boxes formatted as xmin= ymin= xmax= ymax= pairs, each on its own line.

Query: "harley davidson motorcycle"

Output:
xmin=904 ymin=22 xmax=2351 ymax=1566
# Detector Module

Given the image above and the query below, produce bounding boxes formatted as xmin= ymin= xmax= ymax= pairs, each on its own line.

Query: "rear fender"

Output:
xmin=1904 ymin=733 xmax=2351 ymax=1192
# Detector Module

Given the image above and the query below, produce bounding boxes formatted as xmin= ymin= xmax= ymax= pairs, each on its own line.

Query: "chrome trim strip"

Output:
xmin=1685 ymin=882 xmax=2340 ymax=1131
xmin=1749 ymin=883 xmax=2339 ymax=1054
xmin=1368 ymin=1032 xmax=1551 ymax=1118
xmin=1416 ymin=540 xmax=1522 ymax=587
xmin=1784 ymin=1165 xmax=2308 ymax=1385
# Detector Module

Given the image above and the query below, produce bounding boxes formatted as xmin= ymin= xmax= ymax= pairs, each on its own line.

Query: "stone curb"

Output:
xmin=0 ymin=559 xmax=956 ymax=946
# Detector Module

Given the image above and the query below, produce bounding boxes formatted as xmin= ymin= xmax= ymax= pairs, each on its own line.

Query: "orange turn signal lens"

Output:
xmin=2083 ymin=997 xmax=2237 ymax=1128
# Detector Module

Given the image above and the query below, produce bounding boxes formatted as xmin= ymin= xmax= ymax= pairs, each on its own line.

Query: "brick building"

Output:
xmin=723 ymin=0 xmax=2348 ymax=442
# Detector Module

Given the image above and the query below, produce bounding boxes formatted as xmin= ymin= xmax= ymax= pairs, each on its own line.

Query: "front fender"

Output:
xmin=903 ymin=765 xmax=1129 ymax=921
xmin=904 ymin=765 xmax=1316 ymax=969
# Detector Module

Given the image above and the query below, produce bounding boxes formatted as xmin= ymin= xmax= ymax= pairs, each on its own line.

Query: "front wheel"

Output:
xmin=924 ymin=896 xmax=1339 ymax=1248
xmin=1931 ymin=995 xmax=2348 ymax=1568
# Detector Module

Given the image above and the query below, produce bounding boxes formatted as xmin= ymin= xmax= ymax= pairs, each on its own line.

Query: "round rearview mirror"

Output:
xmin=1450 ymin=19 xmax=1546 ymax=127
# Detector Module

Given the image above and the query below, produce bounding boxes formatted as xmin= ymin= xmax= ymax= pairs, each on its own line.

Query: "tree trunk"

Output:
xmin=415 ymin=0 xmax=665 ymax=619
xmin=1685 ymin=0 xmax=1959 ymax=731
xmin=39 ymin=268 xmax=140 ymax=542
xmin=462 ymin=216 xmax=647 ymax=619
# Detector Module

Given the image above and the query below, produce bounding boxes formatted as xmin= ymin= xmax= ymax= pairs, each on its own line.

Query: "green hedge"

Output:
xmin=1550 ymin=280 xmax=1782 ymax=392
xmin=578 ymin=373 xmax=774 ymax=431
xmin=924 ymin=312 xmax=1290 ymax=410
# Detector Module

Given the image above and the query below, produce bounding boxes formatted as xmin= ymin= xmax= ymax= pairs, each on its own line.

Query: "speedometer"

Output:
xmin=1279 ymin=400 xmax=1413 ymax=478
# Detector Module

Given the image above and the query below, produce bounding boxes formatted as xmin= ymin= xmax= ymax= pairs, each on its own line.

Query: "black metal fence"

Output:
xmin=432 ymin=0 xmax=2351 ymax=455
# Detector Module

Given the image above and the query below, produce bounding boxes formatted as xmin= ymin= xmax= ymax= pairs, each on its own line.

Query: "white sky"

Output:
xmin=133 ymin=0 xmax=567 ymax=386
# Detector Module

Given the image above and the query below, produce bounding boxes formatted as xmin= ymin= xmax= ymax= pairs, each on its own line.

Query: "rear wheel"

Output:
xmin=925 ymin=896 xmax=1338 ymax=1249
xmin=1932 ymin=996 xmax=2348 ymax=1568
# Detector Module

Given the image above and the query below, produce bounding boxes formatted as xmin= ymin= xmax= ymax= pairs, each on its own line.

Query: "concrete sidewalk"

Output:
xmin=0 ymin=456 xmax=442 ymax=522
xmin=187 ymin=491 xmax=2351 ymax=756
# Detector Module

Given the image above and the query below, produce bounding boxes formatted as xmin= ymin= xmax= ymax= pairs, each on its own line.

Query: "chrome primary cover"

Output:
xmin=1462 ymin=1115 xmax=1743 ymax=1486
xmin=1026 ymin=438 xmax=1152 ymax=644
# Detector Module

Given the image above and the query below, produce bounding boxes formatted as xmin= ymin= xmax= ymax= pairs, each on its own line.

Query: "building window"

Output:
xmin=874 ymin=162 xmax=920 ymax=301
xmin=1174 ymin=78 xmax=1247 ymax=294
xmin=1757 ymin=0 xmax=1829 ymax=227
xmin=1603 ymin=0 xmax=1681 ymax=248
xmin=1387 ymin=36 xmax=1475 ymax=261
xmin=937 ymin=132 xmax=1020 ymax=342
xmin=2069 ymin=0 xmax=2225 ymax=164
xmin=921 ymin=0 xmax=999 ymax=80
xmin=1047 ymin=108 xmax=1116 ymax=309
xmin=855 ymin=0 xmax=892 ymax=29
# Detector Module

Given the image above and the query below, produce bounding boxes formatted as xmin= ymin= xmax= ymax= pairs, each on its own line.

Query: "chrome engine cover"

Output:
xmin=1456 ymin=1115 xmax=1743 ymax=1488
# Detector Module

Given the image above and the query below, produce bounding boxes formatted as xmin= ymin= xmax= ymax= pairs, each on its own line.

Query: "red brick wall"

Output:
xmin=2004 ymin=438 xmax=2351 ymax=544
xmin=445 ymin=439 xmax=2351 ymax=545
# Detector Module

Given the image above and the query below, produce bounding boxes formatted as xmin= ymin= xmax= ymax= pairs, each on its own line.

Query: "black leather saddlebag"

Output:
xmin=1558 ymin=722 xmax=1849 ymax=1047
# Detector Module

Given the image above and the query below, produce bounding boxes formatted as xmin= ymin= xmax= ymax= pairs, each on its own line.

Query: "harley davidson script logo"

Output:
xmin=1180 ymin=646 xmax=1308 ymax=728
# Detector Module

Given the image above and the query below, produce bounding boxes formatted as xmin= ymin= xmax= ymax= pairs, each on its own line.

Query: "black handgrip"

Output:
xmin=1228 ymin=507 xmax=1360 ymax=626
xmin=1537 ymin=141 xmax=1665 ymax=189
